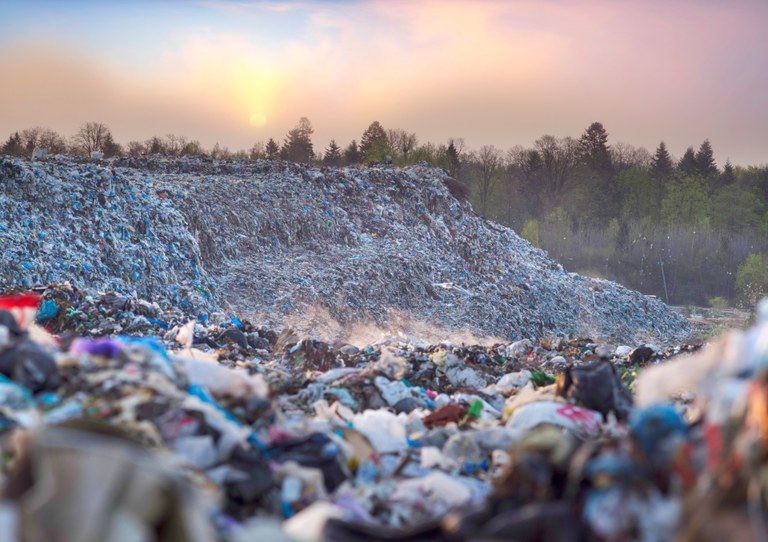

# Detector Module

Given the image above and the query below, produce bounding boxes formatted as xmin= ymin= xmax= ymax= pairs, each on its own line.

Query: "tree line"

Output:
xmin=467 ymin=123 xmax=768 ymax=309
xmin=3 ymin=119 xmax=767 ymax=307
xmin=0 ymin=119 xmax=458 ymax=167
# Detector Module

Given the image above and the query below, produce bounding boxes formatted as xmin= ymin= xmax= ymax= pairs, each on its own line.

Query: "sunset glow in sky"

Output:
xmin=1 ymin=0 xmax=767 ymax=165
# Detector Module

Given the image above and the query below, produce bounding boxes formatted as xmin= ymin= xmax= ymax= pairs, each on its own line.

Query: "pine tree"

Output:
xmin=446 ymin=141 xmax=460 ymax=174
xmin=649 ymin=141 xmax=673 ymax=179
xmin=248 ymin=141 xmax=265 ymax=160
xmin=102 ymin=132 xmax=123 ymax=158
xmin=578 ymin=121 xmax=612 ymax=174
xmin=360 ymin=121 xmax=388 ymax=160
xmin=323 ymin=140 xmax=342 ymax=166
xmin=23 ymin=131 xmax=37 ymax=155
xmin=343 ymin=140 xmax=361 ymax=165
xmin=265 ymin=138 xmax=280 ymax=160
xmin=280 ymin=117 xmax=314 ymax=163
xmin=678 ymin=147 xmax=698 ymax=175
xmin=694 ymin=139 xmax=718 ymax=178
xmin=721 ymin=159 xmax=735 ymax=185
xmin=576 ymin=123 xmax=615 ymax=222
xmin=1 ymin=132 xmax=24 ymax=156
xmin=648 ymin=141 xmax=674 ymax=220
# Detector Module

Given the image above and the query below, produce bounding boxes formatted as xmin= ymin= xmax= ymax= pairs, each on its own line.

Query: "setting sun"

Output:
xmin=249 ymin=112 xmax=267 ymax=127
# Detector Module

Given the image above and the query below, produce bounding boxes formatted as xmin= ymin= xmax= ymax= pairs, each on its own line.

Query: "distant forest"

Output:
xmin=3 ymin=119 xmax=768 ymax=308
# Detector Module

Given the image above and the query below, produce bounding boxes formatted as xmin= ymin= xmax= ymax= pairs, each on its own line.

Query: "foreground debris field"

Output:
xmin=0 ymin=285 xmax=766 ymax=542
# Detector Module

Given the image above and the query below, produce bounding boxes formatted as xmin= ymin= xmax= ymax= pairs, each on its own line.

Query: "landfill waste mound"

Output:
xmin=0 ymin=287 xmax=764 ymax=542
xmin=0 ymin=155 xmax=691 ymax=344
xmin=0 ymin=156 xmax=215 ymax=313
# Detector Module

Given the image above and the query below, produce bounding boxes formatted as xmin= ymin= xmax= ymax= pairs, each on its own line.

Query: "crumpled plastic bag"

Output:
xmin=556 ymin=360 xmax=633 ymax=421
xmin=0 ymin=335 xmax=60 ymax=393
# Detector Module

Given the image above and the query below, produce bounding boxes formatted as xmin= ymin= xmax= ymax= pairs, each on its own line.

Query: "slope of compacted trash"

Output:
xmin=0 ymin=155 xmax=691 ymax=345
xmin=0 ymin=287 xmax=764 ymax=542
xmin=0 ymin=156 xmax=216 ymax=313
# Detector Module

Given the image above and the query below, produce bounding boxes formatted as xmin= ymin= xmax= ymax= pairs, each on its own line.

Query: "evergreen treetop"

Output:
xmin=650 ymin=141 xmax=674 ymax=179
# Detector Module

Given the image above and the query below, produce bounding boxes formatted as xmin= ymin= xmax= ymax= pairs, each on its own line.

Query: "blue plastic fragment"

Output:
xmin=231 ymin=317 xmax=245 ymax=330
xmin=146 ymin=317 xmax=169 ymax=329
xmin=406 ymin=437 xmax=422 ymax=449
xmin=36 ymin=299 xmax=59 ymax=321
xmin=281 ymin=500 xmax=294 ymax=519
xmin=629 ymin=403 xmax=688 ymax=459
xmin=187 ymin=385 xmax=240 ymax=425
xmin=36 ymin=392 xmax=60 ymax=407
xmin=247 ymin=432 xmax=271 ymax=457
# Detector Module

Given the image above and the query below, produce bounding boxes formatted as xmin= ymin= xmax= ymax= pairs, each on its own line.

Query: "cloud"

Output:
xmin=201 ymin=0 xmax=298 ymax=13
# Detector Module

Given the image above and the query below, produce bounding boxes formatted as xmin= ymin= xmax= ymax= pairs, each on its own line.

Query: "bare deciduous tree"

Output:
xmin=164 ymin=134 xmax=188 ymax=156
xmin=127 ymin=141 xmax=146 ymax=157
xmin=387 ymin=129 xmax=418 ymax=163
xmin=249 ymin=141 xmax=265 ymax=160
xmin=73 ymin=122 xmax=111 ymax=155
xmin=19 ymin=127 xmax=67 ymax=154
xmin=611 ymin=142 xmax=652 ymax=171
xmin=473 ymin=144 xmax=502 ymax=216
xmin=534 ymin=135 xmax=578 ymax=199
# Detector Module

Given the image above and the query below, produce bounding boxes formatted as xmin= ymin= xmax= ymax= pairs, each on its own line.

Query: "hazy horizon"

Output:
xmin=2 ymin=0 xmax=767 ymax=165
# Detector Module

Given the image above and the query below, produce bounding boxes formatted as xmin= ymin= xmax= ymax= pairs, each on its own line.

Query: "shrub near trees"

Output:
xmin=3 ymin=118 xmax=767 ymax=307
xmin=736 ymin=254 xmax=768 ymax=307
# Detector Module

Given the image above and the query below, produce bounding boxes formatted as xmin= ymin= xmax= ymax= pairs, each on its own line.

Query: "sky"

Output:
xmin=1 ymin=0 xmax=767 ymax=166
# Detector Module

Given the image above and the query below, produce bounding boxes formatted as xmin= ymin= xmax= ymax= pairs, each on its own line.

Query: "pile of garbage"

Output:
xmin=2 ymin=288 xmax=763 ymax=541
xmin=0 ymin=155 xmax=691 ymax=345
xmin=0 ymin=156 xmax=216 ymax=315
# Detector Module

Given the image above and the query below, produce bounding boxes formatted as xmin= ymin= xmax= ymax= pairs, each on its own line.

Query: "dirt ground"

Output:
xmin=672 ymin=305 xmax=752 ymax=342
